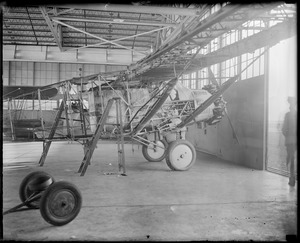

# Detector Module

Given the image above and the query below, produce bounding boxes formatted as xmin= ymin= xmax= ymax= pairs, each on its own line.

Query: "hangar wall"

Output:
xmin=186 ymin=75 xmax=265 ymax=170
xmin=2 ymin=61 xmax=126 ymax=86
xmin=3 ymin=110 xmax=58 ymax=128
xmin=2 ymin=60 xmax=127 ymax=139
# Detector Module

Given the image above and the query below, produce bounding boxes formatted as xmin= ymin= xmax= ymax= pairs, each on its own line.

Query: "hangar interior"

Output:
xmin=2 ymin=2 xmax=297 ymax=241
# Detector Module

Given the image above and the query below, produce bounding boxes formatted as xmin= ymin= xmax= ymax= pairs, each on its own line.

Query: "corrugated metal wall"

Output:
xmin=2 ymin=61 xmax=126 ymax=86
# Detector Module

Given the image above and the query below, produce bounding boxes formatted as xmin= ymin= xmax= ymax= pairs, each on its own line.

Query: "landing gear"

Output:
xmin=165 ymin=139 xmax=196 ymax=171
xmin=142 ymin=140 xmax=168 ymax=162
xmin=40 ymin=181 xmax=82 ymax=226
xmin=19 ymin=171 xmax=55 ymax=209
xmin=5 ymin=172 xmax=82 ymax=226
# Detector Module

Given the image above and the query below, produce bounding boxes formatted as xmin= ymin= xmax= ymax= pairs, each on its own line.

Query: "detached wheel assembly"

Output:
xmin=5 ymin=172 xmax=82 ymax=226
xmin=142 ymin=140 xmax=168 ymax=162
xmin=40 ymin=181 xmax=82 ymax=226
xmin=165 ymin=139 xmax=196 ymax=171
xmin=19 ymin=171 xmax=55 ymax=209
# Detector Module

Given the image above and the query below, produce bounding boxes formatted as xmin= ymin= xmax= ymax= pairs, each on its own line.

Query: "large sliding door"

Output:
xmin=267 ymin=36 xmax=297 ymax=177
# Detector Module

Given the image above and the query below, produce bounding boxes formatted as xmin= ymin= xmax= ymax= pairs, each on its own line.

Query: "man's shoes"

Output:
xmin=288 ymin=177 xmax=296 ymax=187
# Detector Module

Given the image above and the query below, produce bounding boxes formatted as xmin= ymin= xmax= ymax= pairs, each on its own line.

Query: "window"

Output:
xmin=199 ymin=45 xmax=209 ymax=55
xmin=198 ymin=68 xmax=208 ymax=89
xmin=210 ymin=37 xmax=220 ymax=52
xmin=40 ymin=100 xmax=58 ymax=110
xmin=182 ymin=18 xmax=267 ymax=87
xmin=241 ymin=47 xmax=264 ymax=80
xmin=220 ymin=57 xmax=238 ymax=83
xmin=220 ymin=29 xmax=239 ymax=48
xmin=211 ymin=3 xmax=221 ymax=14
xmin=182 ymin=74 xmax=190 ymax=88
xmin=241 ymin=20 xmax=265 ymax=40
xmin=191 ymin=72 xmax=197 ymax=89
xmin=187 ymin=47 xmax=198 ymax=55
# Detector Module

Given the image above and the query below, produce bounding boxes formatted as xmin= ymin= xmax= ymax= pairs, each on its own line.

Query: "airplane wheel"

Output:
xmin=40 ymin=181 xmax=82 ymax=226
xmin=142 ymin=140 xmax=168 ymax=162
xmin=166 ymin=140 xmax=196 ymax=171
xmin=19 ymin=171 xmax=55 ymax=209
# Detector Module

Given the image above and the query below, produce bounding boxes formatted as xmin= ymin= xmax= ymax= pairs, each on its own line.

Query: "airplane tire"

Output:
xmin=165 ymin=139 xmax=196 ymax=171
xmin=40 ymin=181 xmax=82 ymax=226
xmin=19 ymin=171 xmax=55 ymax=209
xmin=142 ymin=140 xmax=168 ymax=162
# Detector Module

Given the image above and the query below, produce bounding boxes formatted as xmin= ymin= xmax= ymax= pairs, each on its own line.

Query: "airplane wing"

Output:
xmin=3 ymin=86 xmax=58 ymax=100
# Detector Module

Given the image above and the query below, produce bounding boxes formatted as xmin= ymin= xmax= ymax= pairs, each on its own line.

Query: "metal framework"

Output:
xmin=2 ymin=3 xmax=295 ymax=57
xmin=2 ymin=40 xmax=270 ymax=175
xmin=2 ymin=2 xmax=297 ymax=176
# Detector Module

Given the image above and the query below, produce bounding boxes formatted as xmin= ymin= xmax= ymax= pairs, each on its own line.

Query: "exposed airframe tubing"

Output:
xmin=5 ymin=47 xmax=268 ymax=145
xmin=177 ymin=46 xmax=270 ymax=129
xmin=127 ymin=47 xmax=270 ymax=166
xmin=5 ymin=47 xmax=269 ymax=162
xmin=113 ymin=46 xmax=269 ymax=143
xmin=128 ymin=47 xmax=202 ymax=136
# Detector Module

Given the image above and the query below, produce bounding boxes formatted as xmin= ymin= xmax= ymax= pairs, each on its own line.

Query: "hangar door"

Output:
xmin=267 ymin=36 xmax=297 ymax=177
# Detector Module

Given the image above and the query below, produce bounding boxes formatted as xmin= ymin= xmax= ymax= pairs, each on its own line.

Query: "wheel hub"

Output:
xmin=170 ymin=144 xmax=193 ymax=168
xmin=147 ymin=141 xmax=165 ymax=159
xmin=49 ymin=190 xmax=76 ymax=217
xmin=165 ymin=140 xmax=196 ymax=171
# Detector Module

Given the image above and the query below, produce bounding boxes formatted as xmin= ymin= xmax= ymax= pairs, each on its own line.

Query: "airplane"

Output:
xmin=1 ymin=46 xmax=271 ymax=176
xmin=2 ymin=3 xmax=296 ymax=176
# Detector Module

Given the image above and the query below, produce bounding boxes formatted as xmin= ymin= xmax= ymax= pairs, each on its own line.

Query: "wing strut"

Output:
xmin=130 ymin=47 xmax=202 ymax=135
xmin=177 ymin=47 xmax=269 ymax=128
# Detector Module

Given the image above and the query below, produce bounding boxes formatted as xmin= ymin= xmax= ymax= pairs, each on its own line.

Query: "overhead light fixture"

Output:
xmin=113 ymin=18 xmax=124 ymax=23
xmin=113 ymin=12 xmax=124 ymax=23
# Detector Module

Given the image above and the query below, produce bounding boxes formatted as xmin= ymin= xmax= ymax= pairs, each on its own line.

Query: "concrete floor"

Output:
xmin=2 ymin=140 xmax=297 ymax=241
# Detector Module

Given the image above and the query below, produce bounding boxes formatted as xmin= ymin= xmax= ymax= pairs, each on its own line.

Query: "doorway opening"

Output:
xmin=267 ymin=36 xmax=297 ymax=177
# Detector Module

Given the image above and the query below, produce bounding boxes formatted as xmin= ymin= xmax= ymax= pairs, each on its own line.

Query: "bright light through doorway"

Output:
xmin=267 ymin=36 xmax=297 ymax=176
xmin=268 ymin=36 xmax=297 ymax=123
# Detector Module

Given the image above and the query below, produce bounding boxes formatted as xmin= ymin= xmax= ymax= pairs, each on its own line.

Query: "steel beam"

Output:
xmin=177 ymin=48 xmax=269 ymax=128
xmin=133 ymin=4 xmax=240 ymax=69
xmin=52 ymin=17 xmax=177 ymax=27
xmin=66 ymin=26 xmax=168 ymax=50
xmin=39 ymin=6 xmax=64 ymax=51
xmin=189 ymin=18 xmax=296 ymax=70
xmin=3 ymin=24 xmax=162 ymax=36
xmin=25 ymin=7 xmax=39 ymax=45
xmin=4 ymin=22 xmax=163 ymax=33
xmin=122 ymin=17 xmax=296 ymax=80
xmin=53 ymin=19 xmax=146 ymax=55
xmin=4 ymin=33 xmax=155 ymax=44
xmin=51 ymin=4 xmax=204 ymax=16
xmin=2 ymin=44 xmax=146 ymax=65
xmin=125 ymin=3 xmax=282 ymax=79
xmin=161 ymin=15 xmax=197 ymax=45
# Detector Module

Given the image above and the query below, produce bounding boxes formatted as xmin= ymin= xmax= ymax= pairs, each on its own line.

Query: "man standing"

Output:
xmin=282 ymin=96 xmax=297 ymax=186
